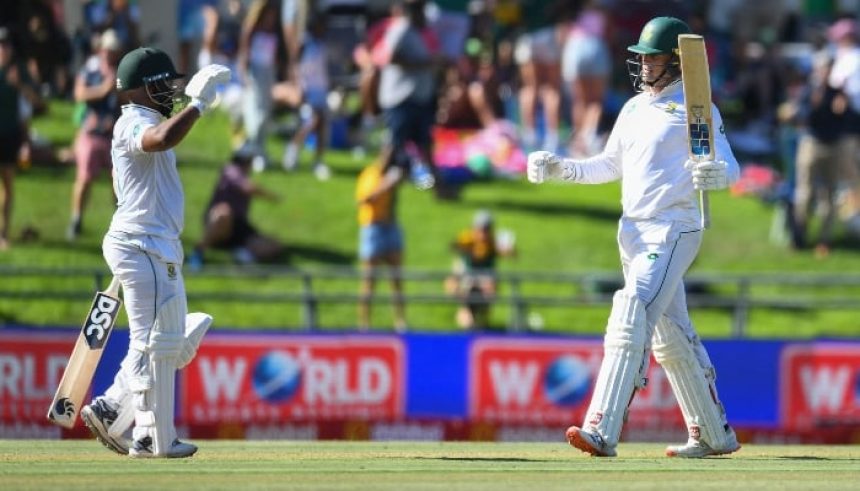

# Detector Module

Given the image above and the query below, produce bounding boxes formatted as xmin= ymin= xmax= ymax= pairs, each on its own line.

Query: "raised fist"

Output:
xmin=527 ymin=151 xmax=562 ymax=183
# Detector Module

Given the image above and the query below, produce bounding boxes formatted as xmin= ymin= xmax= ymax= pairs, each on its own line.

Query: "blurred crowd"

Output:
xmin=5 ymin=0 xmax=860 ymax=324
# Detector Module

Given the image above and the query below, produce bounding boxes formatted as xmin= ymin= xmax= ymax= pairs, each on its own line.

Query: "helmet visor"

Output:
xmin=144 ymin=75 xmax=188 ymax=116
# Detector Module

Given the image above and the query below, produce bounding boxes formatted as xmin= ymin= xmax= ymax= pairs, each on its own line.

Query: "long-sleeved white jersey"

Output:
xmin=560 ymin=81 xmax=740 ymax=226
xmin=109 ymin=104 xmax=184 ymax=241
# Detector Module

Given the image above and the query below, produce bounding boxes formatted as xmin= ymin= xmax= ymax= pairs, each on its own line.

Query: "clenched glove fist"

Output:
xmin=185 ymin=64 xmax=232 ymax=114
xmin=685 ymin=159 xmax=729 ymax=191
xmin=527 ymin=151 xmax=563 ymax=183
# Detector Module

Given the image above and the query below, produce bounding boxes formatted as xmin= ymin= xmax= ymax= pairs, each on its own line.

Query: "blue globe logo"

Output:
xmin=544 ymin=355 xmax=592 ymax=406
xmin=252 ymin=351 xmax=302 ymax=403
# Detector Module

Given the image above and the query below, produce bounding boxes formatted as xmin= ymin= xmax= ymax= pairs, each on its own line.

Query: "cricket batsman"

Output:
xmin=527 ymin=17 xmax=741 ymax=458
xmin=79 ymin=47 xmax=229 ymax=458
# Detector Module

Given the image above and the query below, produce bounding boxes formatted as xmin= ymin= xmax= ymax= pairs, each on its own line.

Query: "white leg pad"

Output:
xmin=652 ymin=317 xmax=730 ymax=449
xmin=177 ymin=312 xmax=213 ymax=369
xmin=583 ymin=291 xmax=648 ymax=447
xmin=146 ymin=295 xmax=186 ymax=456
xmin=111 ymin=312 xmax=211 ymax=438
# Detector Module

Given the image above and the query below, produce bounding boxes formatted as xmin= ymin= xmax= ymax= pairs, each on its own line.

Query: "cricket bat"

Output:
xmin=47 ymin=276 xmax=122 ymax=428
xmin=678 ymin=34 xmax=713 ymax=229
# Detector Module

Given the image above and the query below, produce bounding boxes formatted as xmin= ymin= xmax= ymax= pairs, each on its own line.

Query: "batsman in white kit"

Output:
xmin=79 ymin=47 xmax=230 ymax=458
xmin=527 ymin=17 xmax=741 ymax=458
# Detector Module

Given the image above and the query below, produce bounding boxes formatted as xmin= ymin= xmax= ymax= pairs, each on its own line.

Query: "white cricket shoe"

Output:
xmin=81 ymin=397 xmax=130 ymax=456
xmin=666 ymin=426 xmax=740 ymax=458
xmin=565 ymin=425 xmax=617 ymax=457
xmin=129 ymin=437 xmax=198 ymax=459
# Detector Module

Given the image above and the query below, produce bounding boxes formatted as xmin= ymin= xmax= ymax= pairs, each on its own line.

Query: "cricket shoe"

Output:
xmin=565 ymin=425 xmax=617 ymax=457
xmin=666 ymin=426 xmax=740 ymax=458
xmin=81 ymin=397 xmax=130 ymax=456
xmin=129 ymin=437 xmax=198 ymax=459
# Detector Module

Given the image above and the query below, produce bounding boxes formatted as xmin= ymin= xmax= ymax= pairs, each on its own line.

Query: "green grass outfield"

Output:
xmin=4 ymin=101 xmax=860 ymax=335
xmin=1 ymin=440 xmax=859 ymax=490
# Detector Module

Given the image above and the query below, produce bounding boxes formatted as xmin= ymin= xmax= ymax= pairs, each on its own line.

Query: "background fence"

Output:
xmin=3 ymin=266 xmax=860 ymax=337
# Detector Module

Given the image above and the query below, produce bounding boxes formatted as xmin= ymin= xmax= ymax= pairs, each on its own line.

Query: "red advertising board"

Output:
xmin=0 ymin=330 xmax=90 ymax=438
xmin=181 ymin=335 xmax=405 ymax=424
xmin=781 ymin=343 xmax=860 ymax=430
xmin=0 ymin=331 xmax=77 ymax=424
xmin=469 ymin=338 xmax=682 ymax=430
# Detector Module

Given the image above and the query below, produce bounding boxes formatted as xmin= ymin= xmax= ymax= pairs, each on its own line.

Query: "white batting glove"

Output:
xmin=685 ymin=159 xmax=729 ymax=191
xmin=527 ymin=151 xmax=563 ymax=183
xmin=185 ymin=64 xmax=232 ymax=114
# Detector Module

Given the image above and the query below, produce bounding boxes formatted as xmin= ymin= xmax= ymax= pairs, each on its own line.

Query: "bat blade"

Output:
xmin=46 ymin=277 xmax=122 ymax=428
xmin=679 ymin=33 xmax=714 ymax=229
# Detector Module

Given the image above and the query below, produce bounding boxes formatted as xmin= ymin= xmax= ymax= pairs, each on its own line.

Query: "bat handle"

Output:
xmin=106 ymin=276 xmax=121 ymax=296
xmin=699 ymin=190 xmax=710 ymax=229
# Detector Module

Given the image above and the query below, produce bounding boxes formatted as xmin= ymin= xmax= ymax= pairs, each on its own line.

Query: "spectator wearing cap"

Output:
xmin=0 ymin=27 xmax=34 ymax=250
xmin=188 ymin=144 xmax=283 ymax=269
xmin=828 ymin=18 xmax=860 ymax=229
xmin=67 ymin=29 xmax=122 ymax=241
xmin=445 ymin=210 xmax=516 ymax=329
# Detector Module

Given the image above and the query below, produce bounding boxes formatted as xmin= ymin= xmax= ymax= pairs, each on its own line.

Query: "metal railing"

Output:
xmin=2 ymin=266 xmax=859 ymax=337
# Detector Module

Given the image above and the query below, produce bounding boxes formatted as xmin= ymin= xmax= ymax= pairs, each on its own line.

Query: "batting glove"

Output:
xmin=527 ymin=151 xmax=563 ymax=183
xmin=685 ymin=159 xmax=729 ymax=191
xmin=185 ymin=64 xmax=232 ymax=114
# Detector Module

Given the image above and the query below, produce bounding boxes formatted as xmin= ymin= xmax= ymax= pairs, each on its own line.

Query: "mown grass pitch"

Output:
xmin=1 ymin=440 xmax=858 ymax=490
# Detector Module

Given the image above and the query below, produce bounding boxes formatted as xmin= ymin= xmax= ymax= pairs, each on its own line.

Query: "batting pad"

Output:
xmin=583 ymin=291 xmax=648 ymax=447
xmin=652 ymin=317 xmax=730 ymax=449
xmin=177 ymin=312 xmax=213 ymax=369
xmin=147 ymin=295 xmax=186 ymax=455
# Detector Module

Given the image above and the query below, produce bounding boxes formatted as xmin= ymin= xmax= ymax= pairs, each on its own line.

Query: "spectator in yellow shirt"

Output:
xmin=355 ymin=156 xmax=408 ymax=331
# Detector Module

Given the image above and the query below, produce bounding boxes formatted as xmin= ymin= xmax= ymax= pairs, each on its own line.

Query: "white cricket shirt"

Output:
xmin=108 ymin=104 xmax=184 ymax=241
xmin=565 ymin=81 xmax=739 ymax=226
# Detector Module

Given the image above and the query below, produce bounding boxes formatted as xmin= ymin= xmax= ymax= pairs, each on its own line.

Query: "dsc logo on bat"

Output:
xmin=84 ymin=293 xmax=120 ymax=349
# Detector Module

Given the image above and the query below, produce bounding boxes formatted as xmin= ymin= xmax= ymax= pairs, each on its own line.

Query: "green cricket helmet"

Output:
xmin=116 ymin=47 xmax=185 ymax=116
xmin=628 ymin=16 xmax=691 ymax=55
xmin=626 ymin=17 xmax=690 ymax=90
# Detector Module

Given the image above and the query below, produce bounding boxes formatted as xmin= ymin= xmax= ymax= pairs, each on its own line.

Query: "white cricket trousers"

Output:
xmin=617 ymin=217 xmax=712 ymax=370
xmin=100 ymin=232 xmax=187 ymax=404
xmin=618 ymin=218 xmax=699 ymax=329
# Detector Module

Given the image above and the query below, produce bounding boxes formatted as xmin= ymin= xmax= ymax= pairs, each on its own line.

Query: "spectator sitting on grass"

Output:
xmin=445 ymin=210 xmax=515 ymax=329
xmin=188 ymin=143 xmax=282 ymax=268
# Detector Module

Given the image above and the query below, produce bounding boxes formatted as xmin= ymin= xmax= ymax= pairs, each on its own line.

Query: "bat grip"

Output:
xmin=105 ymin=276 xmax=121 ymax=296
xmin=699 ymin=190 xmax=710 ymax=229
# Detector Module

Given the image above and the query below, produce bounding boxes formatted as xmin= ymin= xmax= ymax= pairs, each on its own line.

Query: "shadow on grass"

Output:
xmin=466 ymin=198 xmax=619 ymax=222
xmin=775 ymin=456 xmax=848 ymax=461
xmin=282 ymin=243 xmax=354 ymax=265
xmin=32 ymin=238 xmax=105 ymax=256
xmin=416 ymin=457 xmax=551 ymax=463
